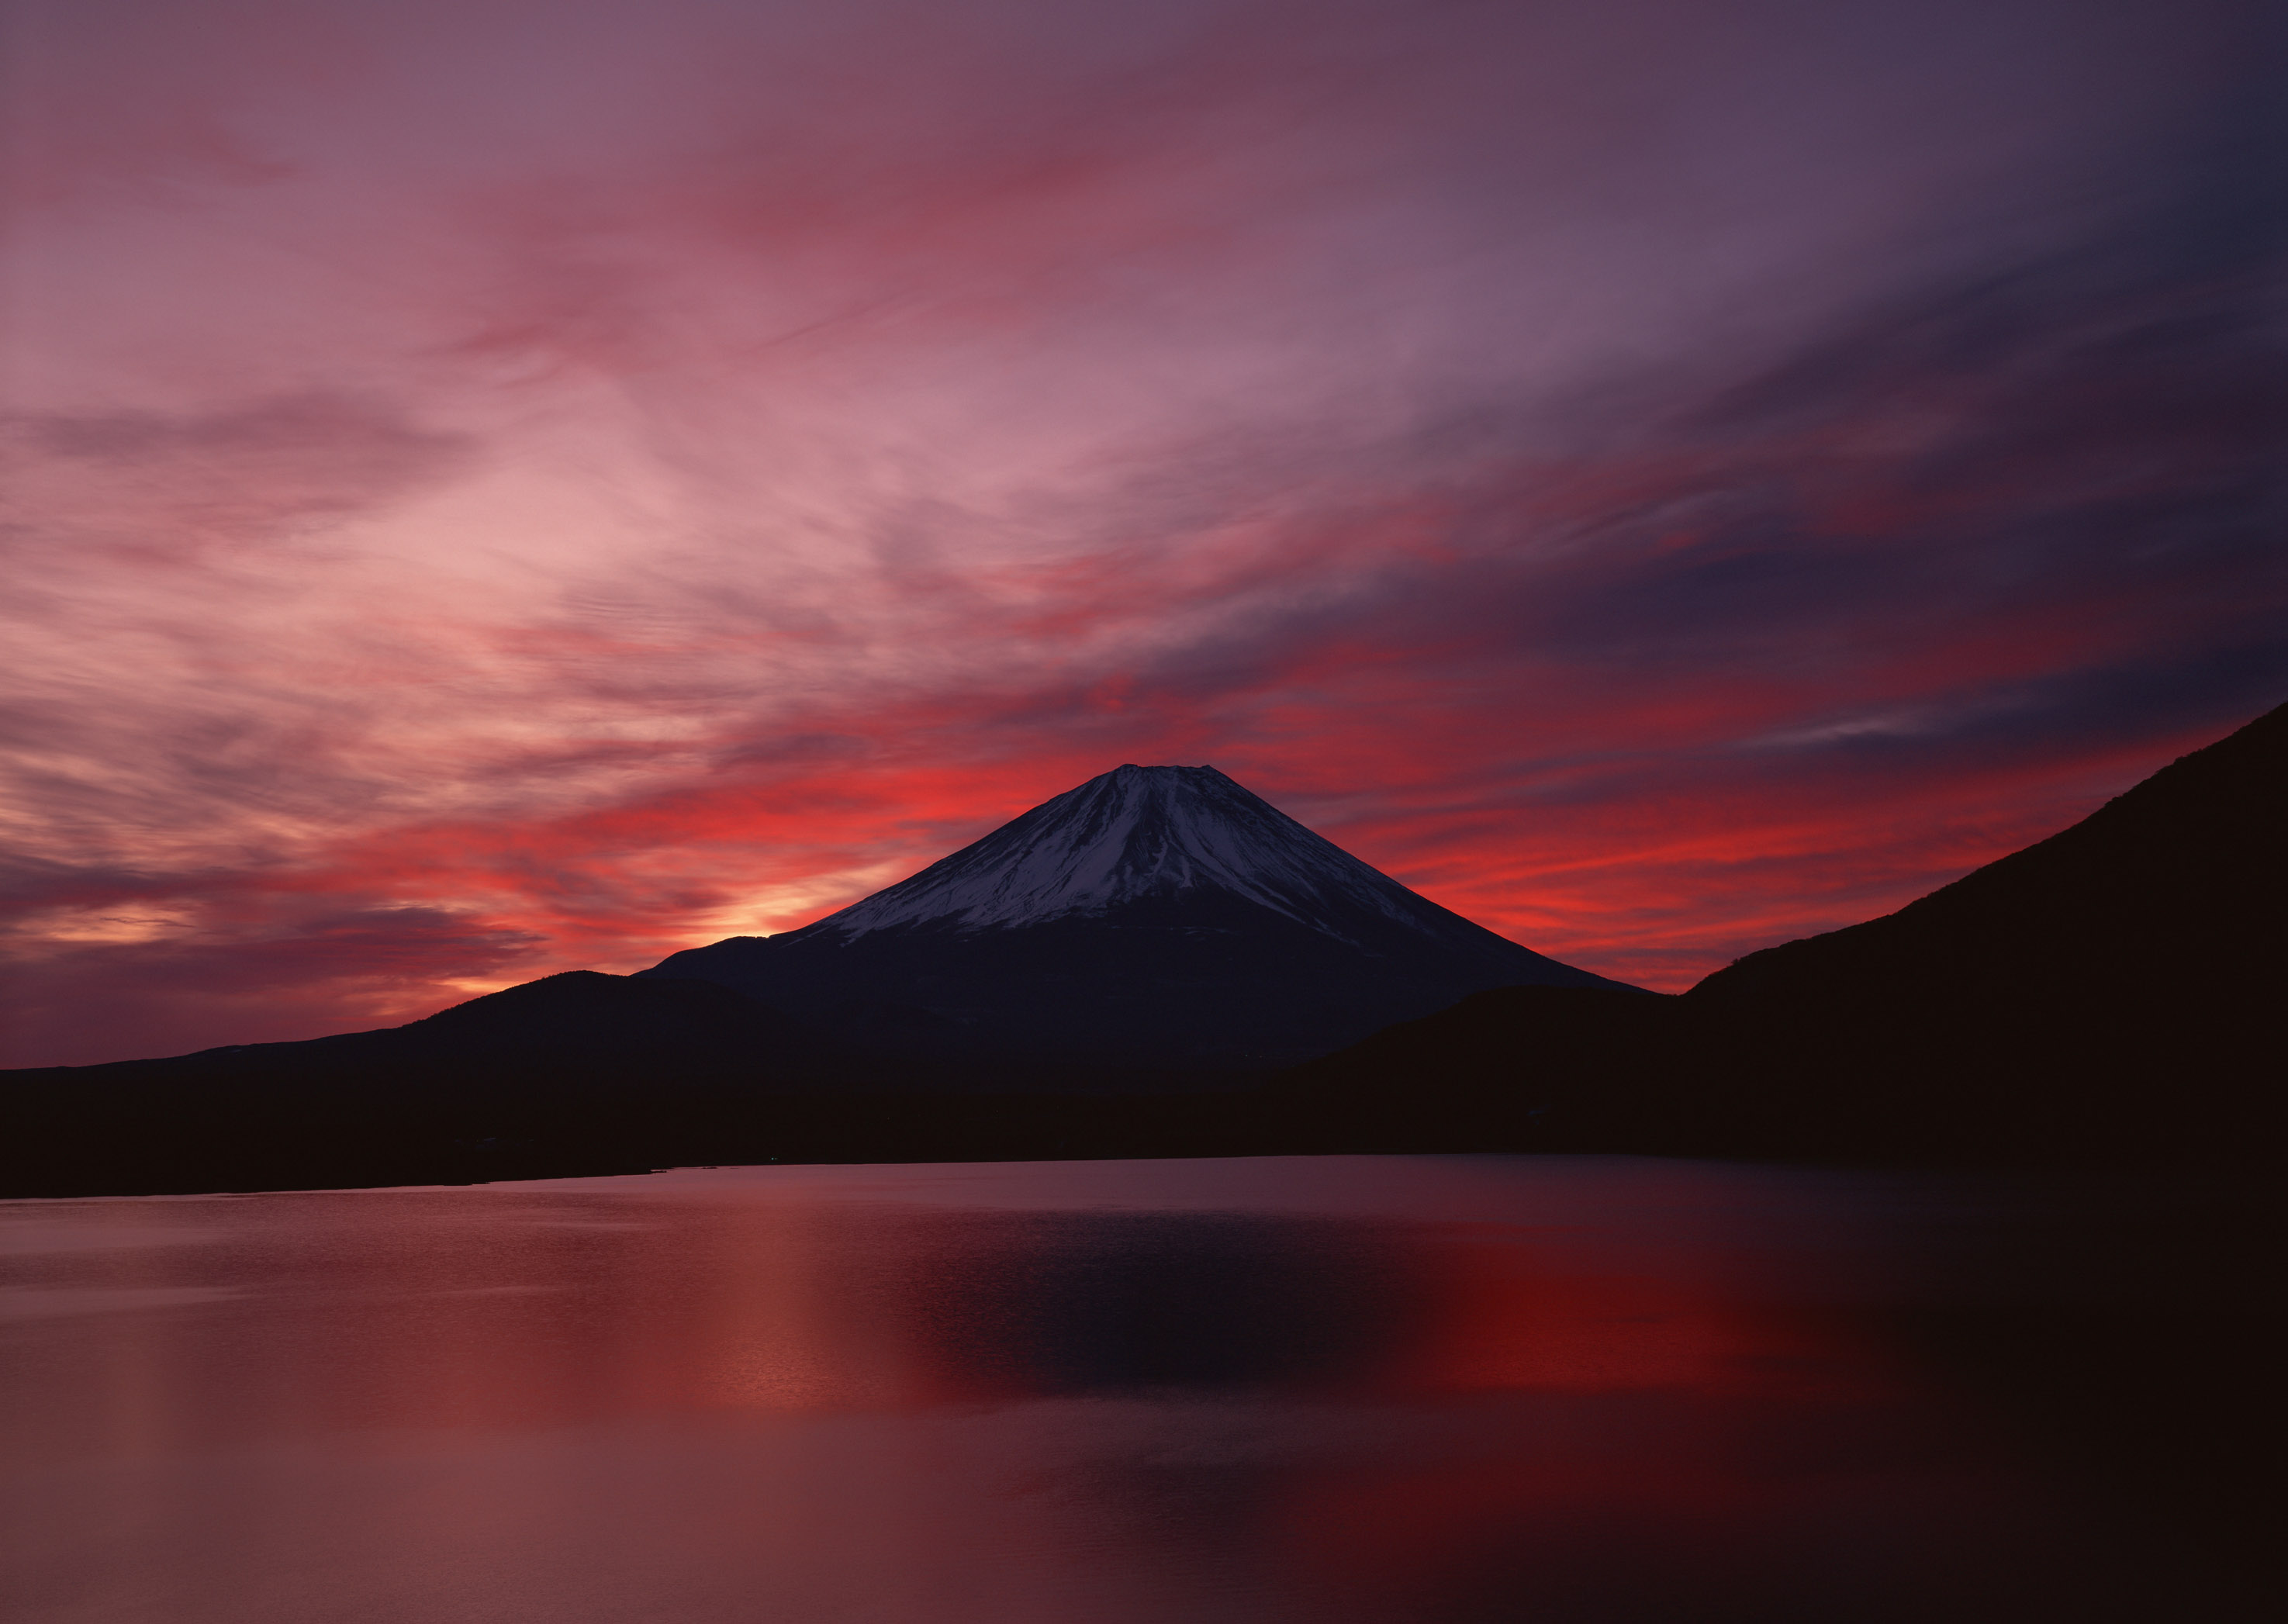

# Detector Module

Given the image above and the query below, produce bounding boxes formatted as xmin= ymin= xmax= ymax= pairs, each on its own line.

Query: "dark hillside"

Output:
xmin=1244 ymin=986 xmax=1687 ymax=1155
xmin=0 ymin=972 xmax=855 ymax=1197
xmin=1684 ymin=700 xmax=2284 ymax=1161
xmin=1260 ymin=702 xmax=2284 ymax=1166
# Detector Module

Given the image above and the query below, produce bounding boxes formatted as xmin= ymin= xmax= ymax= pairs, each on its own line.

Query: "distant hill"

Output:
xmin=0 ymin=972 xmax=855 ymax=1196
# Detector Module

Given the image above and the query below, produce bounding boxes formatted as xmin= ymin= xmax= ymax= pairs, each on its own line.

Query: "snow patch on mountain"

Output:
xmin=812 ymin=765 xmax=1443 ymax=941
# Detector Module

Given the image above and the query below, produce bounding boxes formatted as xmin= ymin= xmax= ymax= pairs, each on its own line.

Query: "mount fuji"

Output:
xmin=10 ymin=707 xmax=2274 ymax=1197
xmin=640 ymin=764 xmax=1637 ymax=1077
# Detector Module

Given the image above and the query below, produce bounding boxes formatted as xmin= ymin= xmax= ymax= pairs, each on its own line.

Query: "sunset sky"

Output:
xmin=4 ymin=0 xmax=2282 ymax=1066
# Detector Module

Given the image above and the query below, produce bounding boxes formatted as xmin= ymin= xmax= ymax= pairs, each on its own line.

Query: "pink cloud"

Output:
xmin=2 ymin=0 xmax=2278 ymax=1064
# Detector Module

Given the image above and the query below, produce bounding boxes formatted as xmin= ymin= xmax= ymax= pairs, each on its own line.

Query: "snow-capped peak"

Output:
xmin=810 ymin=764 xmax=1441 ymax=941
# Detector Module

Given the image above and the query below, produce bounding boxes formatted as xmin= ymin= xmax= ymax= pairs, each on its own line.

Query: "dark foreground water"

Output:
xmin=2 ymin=1156 xmax=2274 ymax=1623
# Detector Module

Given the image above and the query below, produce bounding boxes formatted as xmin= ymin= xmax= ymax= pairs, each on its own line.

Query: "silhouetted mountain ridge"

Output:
xmin=640 ymin=762 xmax=1633 ymax=1075
xmin=2 ymin=706 xmax=2276 ymax=1195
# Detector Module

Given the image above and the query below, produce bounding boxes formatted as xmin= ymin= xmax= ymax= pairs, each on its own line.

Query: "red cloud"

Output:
xmin=4 ymin=0 xmax=2277 ymax=1065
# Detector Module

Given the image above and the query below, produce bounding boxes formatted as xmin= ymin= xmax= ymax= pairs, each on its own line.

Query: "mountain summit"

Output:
xmin=642 ymin=764 xmax=1633 ymax=1076
xmin=816 ymin=764 xmax=1538 ymax=945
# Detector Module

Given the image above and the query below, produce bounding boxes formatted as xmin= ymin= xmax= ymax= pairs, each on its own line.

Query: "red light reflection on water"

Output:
xmin=1252 ymin=1223 xmax=1951 ymax=1622
xmin=1 ymin=1170 xmax=2095 ymax=1624
xmin=24 ymin=1189 xmax=1911 ymax=1434
xmin=1388 ymin=1220 xmax=1903 ymax=1401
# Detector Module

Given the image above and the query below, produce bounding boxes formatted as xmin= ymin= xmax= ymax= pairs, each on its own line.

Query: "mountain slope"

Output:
xmin=1256 ymin=701 xmax=2286 ymax=1163
xmin=1680 ymin=699 xmax=2286 ymax=1159
xmin=642 ymin=764 xmax=1633 ymax=1076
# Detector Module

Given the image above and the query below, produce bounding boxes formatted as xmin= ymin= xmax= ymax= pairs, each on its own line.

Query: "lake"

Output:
xmin=1 ymin=1156 xmax=2272 ymax=1622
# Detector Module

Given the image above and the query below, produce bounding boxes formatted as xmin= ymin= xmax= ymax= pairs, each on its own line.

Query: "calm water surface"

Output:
xmin=1 ymin=1156 xmax=2272 ymax=1622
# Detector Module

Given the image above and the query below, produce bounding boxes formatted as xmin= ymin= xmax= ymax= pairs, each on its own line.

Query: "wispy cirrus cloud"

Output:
xmin=2 ymin=0 xmax=2279 ymax=1063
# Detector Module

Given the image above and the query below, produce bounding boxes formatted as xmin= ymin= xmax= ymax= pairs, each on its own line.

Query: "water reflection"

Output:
xmin=888 ymin=1211 xmax=1430 ymax=1397
xmin=0 ymin=1158 xmax=2270 ymax=1623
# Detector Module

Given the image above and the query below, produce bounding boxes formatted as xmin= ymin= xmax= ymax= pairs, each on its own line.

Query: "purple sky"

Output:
xmin=4 ymin=0 xmax=2282 ymax=1066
